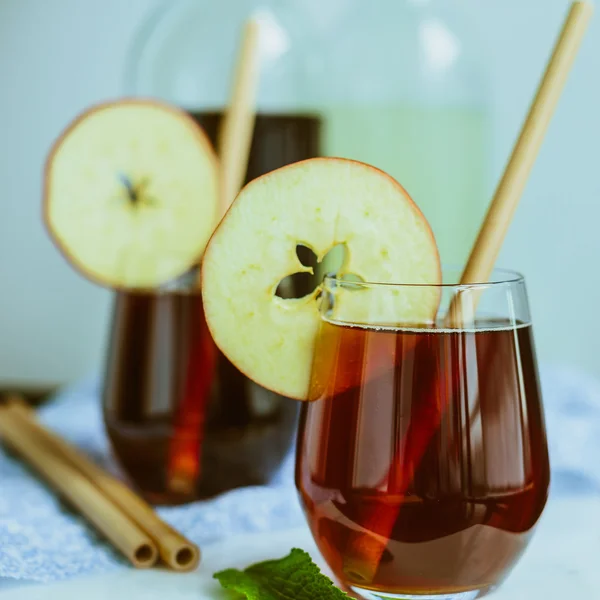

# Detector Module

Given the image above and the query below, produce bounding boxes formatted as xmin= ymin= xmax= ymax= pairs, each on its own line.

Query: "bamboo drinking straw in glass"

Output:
xmin=217 ymin=17 xmax=261 ymax=217
xmin=448 ymin=0 xmax=595 ymax=326
xmin=347 ymin=0 xmax=594 ymax=582
xmin=168 ymin=18 xmax=262 ymax=494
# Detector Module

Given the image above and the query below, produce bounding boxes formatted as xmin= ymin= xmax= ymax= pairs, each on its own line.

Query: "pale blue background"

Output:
xmin=0 ymin=0 xmax=598 ymax=385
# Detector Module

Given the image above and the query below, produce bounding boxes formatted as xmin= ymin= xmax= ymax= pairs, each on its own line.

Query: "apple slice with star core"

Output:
xmin=44 ymin=100 xmax=219 ymax=289
xmin=201 ymin=158 xmax=441 ymax=400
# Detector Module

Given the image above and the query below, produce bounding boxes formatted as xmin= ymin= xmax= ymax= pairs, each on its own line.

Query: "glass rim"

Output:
xmin=114 ymin=270 xmax=201 ymax=296
xmin=322 ymin=266 xmax=525 ymax=291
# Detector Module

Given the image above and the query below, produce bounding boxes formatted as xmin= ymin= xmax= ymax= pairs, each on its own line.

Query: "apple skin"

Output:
xmin=201 ymin=157 xmax=442 ymax=401
xmin=43 ymin=98 xmax=220 ymax=291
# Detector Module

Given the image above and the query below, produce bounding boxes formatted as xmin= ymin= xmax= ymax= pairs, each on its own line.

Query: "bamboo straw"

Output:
xmin=4 ymin=398 xmax=200 ymax=572
xmin=449 ymin=0 xmax=594 ymax=324
xmin=175 ymin=19 xmax=261 ymax=490
xmin=217 ymin=18 xmax=261 ymax=216
xmin=0 ymin=403 xmax=158 ymax=569
xmin=345 ymin=0 xmax=594 ymax=583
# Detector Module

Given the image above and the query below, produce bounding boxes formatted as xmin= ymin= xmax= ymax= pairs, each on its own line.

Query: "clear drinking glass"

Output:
xmin=296 ymin=269 xmax=550 ymax=599
xmin=102 ymin=272 xmax=299 ymax=505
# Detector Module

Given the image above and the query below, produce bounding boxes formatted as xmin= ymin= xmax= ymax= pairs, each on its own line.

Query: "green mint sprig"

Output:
xmin=214 ymin=548 xmax=349 ymax=599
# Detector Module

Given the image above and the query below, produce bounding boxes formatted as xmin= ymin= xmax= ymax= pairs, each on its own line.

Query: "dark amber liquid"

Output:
xmin=296 ymin=319 xmax=550 ymax=596
xmin=103 ymin=112 xmax=321 ymax=504
xmin=103 ymin=288 xmax=301 ymax=503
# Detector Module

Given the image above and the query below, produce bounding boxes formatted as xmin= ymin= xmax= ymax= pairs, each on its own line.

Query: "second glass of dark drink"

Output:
xmin=102 ymin=110 xmax=321 ymax=505
xmin=103 ymin=272 xmax=299 ymax=504
xmin=296 ymin=269 xmax=550 ymax=599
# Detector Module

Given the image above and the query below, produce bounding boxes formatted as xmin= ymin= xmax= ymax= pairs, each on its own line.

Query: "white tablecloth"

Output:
xmin=1 ymin=364 xmax=599 ymax=586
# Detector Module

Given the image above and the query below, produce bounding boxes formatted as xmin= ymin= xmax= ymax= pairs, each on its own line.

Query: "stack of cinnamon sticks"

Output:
xmin=0 ymin=396 xmax=200 ymax=571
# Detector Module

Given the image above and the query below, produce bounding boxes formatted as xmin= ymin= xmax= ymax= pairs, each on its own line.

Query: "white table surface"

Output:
xmin=1 ymin=496 xmax=598 ymax=600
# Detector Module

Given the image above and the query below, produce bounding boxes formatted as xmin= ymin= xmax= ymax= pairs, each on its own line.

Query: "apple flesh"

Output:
xmin=45 ymin=100 xmax=219 ymax=289
xmin=201 ymin=158 xmax=441 ymax=400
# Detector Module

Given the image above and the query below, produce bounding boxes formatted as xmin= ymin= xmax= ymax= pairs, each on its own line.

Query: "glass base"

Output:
xmin=350 ymin=587 xmax=484 ymax=600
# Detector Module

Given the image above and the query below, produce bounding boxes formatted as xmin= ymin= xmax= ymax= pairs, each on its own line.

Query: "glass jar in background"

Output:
xmin=111 ymin=0 xmax=491 ymax=503
xmin=126 ymin=0 xmax=491 ymax=267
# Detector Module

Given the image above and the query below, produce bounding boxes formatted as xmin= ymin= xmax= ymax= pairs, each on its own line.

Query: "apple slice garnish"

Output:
xmin=201 ymin=158 xmax=441 ymax=400
xmin=44 ymin=100 xmax=219 ymax=289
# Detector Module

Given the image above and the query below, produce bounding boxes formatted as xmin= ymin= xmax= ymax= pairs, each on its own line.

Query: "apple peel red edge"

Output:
xmin=200 ymin=156 xmax=443 ymax=402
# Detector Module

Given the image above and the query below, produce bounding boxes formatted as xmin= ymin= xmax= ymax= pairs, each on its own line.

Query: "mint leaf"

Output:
xmin=213 ymin=548 xmax=349 ymax=599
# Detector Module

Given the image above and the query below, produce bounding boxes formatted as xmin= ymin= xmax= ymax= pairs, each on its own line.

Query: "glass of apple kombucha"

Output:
xmin=296 ymin=268 xmax=550 ymax=599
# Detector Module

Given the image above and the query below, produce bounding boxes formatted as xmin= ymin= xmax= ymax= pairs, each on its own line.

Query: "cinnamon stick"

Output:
xmin=5 ymin=398 xmax=200 ymax=572
xmin=343 ymin=0 xmax=594 ymax=583
xmin=0 ymin=402 xmax=158 ymax=568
